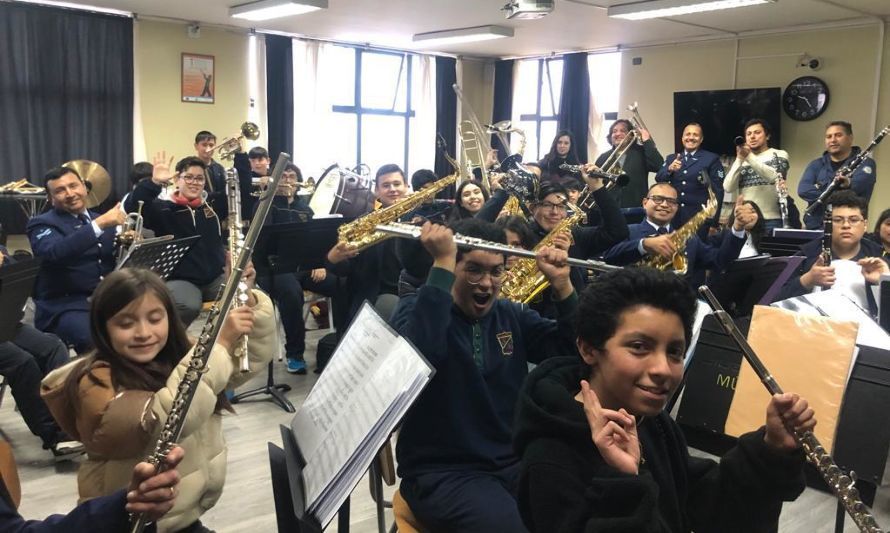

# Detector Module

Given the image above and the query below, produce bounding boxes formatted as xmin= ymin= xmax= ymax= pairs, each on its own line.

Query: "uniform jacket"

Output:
xmin=797 ymin=147 xmax=876 ymax=229
xmin=203 ymin=159 xmax=229 ymax=216
xmin=655 ymin=150 xmax=725 ymax=229
xmin=595 ymin=139 xmax=664 ymax=208
xmin=26 ymin=209 xmax=116 ymax=331
xmin=514 ymin=357 xmax=806 ymax=533
xmin=40 ymin=289 xmax=275 ymax=533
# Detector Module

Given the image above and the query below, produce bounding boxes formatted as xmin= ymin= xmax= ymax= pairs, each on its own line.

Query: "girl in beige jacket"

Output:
xmin=42 ymin=267 xmax=277 ymax=532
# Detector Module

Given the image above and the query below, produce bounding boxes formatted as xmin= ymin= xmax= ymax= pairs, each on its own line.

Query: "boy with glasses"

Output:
xmin=775 ymin=191 xmax=888 ymax=308
xmin=392 ymin=217 xmax=578 ymax=532
xmin=603 ymin=183 xmax=752 ymax=282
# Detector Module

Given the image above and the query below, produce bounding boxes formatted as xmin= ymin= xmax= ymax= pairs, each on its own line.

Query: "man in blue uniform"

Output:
xmin=655 ymin=122 xmax=725 ymax=232
xmin=798 ymin=121 xmax=876 ymax=229
xmin=26 ymin=167 xmax=124 ymax=353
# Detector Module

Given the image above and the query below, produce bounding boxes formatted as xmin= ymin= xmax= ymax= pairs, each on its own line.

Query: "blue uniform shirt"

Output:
xmin=655 ymin=149 xmax=725 ymax=229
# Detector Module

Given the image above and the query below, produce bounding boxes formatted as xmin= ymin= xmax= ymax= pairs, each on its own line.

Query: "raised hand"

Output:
xmin=858 ymin=257 xmax=890 ymax=284
xmin=668 ymin=153 xmax=683 ymax=173
xmin=535 ymin=245 xmax=571 ymax=299
xmin=151 ymin=151 xmax=176 ymax=186
xmin=95 ymin=202 xmax=127 ymax=229
xmin=732 ymin=195 xmax=758 ymax=231
xmin=764 ymin=392 xmax=816 ymax=451
xmin=551 ymin=230 xmax=572 ymax=251
xmin=420 ymin=221 xmax=457 ymax=271
xmin=580 ymin=380 xmax=641 ymax=474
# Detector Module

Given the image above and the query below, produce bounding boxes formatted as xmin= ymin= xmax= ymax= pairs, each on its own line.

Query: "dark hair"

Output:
xmin=684 ymin=122 xmax=703 ymax=132
xmin=175 ymin=156 xmax=206 ymax=174
xmin=744 ymin=118 xmax=772 ymax=137
xmin=129 ymin=162 xmax=153 ymax=186
xmin=284 ymin=163 xmax=303 ymax=182
xmin=195 ymin=130 xmax=216 ymax=144
xmin=542 ymin=130 xmax=580 ymax=167
xmin=607 ymin=119 xmax=633 ymax=146
xmin=451 ymin=180 xmax=490 ymax=220
xmin=449 ymin=218 xmax=506 ymax=262
xmin=375 ymin=164 xmax=405 ymax=187
xmin=646 ymin=182 xmax=676 ymax=195
xmin=496 ymin=215 xmax=536 ymax=249
xmin=535 ymin=182 xmax=569 ymax=204
xmin=742 ymin=199 xmax=767 ymax=250
xmin=874 ymin=208 xmax=890 ymax=237
xmin=826 ymin=121 xmax=853 ymax=136
xmin=827 ymin=190 xmax=868 ymax=218
xmin=576 ymin=267 xmax=698 ymax=371
xmin=562 ymin=177 xmax=584 ymax=192
xmin=411 ymin=169 xmax=438 ymax=191
xmin=43 ymin=166 xmax=82 ymax=191
xmin=248 ymin=146 xmax=270 ymax=160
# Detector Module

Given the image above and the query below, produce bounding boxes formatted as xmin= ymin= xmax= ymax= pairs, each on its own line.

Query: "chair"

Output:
xmin=303 ymin=292 xmax=335 ymax=332
xmin=391 ymin=490 xmax=422 ymax=533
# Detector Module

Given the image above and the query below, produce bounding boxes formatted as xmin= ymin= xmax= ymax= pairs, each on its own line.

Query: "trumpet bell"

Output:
xmin=241 ymin=121 xmax=260 ymax=141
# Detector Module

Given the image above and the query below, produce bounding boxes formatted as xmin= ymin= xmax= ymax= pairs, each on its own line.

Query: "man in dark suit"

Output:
xmin=603 ymin=183 xmax=749 ymax=283
xmin=595 ymin=119 xmax=664 ymax=208
xmin=655 ymin=122 xmax=725 ymax=231
xmin=26 ymin=166 xmax=124 ymax=352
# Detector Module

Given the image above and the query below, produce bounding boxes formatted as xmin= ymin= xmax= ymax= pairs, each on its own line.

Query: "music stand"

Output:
xmin=0 ymin=258 xmax=42 ymax=342
xmin=759 ymin=229 xmax=820 ymax=257
xmin=879 ymin=274 xmax=889 ymax=334
xmin=253 ymin=218 xmax=347 ymax=277
xmin=709 ymin=256 xmax=803 ymax=316
xmin=116 ymin=235 xmax=200 ymax=280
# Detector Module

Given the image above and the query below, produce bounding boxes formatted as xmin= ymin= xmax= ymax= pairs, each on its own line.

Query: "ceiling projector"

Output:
xmin=503 ymin=0 xmax=554 ymax=19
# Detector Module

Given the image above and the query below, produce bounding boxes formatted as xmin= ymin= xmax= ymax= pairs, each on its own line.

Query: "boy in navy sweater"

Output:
xmin=392 ymin=218 xmax=578 ymax=532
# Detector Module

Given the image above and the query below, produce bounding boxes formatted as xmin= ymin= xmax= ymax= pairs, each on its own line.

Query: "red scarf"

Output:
xmin=171 ymin=191 xmax=204 ymax=209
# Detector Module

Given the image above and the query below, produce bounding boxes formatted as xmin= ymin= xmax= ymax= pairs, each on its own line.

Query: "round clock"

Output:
xmin=783 ymin=76 xmax=830 ymax=121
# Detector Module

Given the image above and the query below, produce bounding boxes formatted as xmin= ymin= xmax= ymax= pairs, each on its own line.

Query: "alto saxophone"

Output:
xmin=226 ymin=167 xmax=250 ymax=373
xmin=636 ymin=187 xmax=717 ymax=274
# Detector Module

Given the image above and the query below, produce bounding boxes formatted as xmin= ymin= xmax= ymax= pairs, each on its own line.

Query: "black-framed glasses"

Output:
xmin=831 ymin=216 xmax=864 ymax=226
xmin=464 ymin=263 xmax=506 ymax=285
xmin=539 ymin=201 xmax=568 ymax=212
xmin=180 ymin=174 xmax=206 ymax=184
xmin=646 ymin=195 xmax=679 ymax=206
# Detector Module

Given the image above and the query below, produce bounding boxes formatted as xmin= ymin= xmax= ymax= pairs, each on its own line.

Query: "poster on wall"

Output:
xmin=182 ymin=53 xmax=215 ymax=104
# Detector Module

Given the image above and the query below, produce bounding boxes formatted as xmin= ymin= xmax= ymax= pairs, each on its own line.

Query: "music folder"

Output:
xmin=253 ymin=217 xmax=348 ymax=276
xmin=282 ymin=302 xmax=434 ymax=528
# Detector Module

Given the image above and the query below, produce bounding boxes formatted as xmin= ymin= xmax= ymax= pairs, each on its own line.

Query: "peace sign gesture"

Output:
xmin=580 ymin=380 xmax=641 ymax=475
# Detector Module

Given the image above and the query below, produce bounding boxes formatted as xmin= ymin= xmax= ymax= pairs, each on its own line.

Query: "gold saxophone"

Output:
xmin=500 ymin=207 xmax=585 ymax=304
xmin=337 ymin=173 xmax=457 ymax=252
xmin=637 ymin=187 xmax=717 ymax=274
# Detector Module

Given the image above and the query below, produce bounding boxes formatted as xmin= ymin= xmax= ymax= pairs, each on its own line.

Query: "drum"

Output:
xmin=309 ymin=164 xmax=376 ymax=218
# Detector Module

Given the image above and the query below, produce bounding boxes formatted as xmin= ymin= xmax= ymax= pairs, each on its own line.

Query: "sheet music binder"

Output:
xmin=0 ymin=257 xmax=42 ymax=342
xmin=115 ymin=235 xmax=200 ymax=279
xmin=253 ymin=218 xmax=348 ymax=276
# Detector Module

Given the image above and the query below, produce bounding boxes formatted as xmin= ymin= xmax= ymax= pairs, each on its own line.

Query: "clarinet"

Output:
xmin=822 ymin=204 xmax=833 ymax=265
xmin=226 ymin=167 xmax=250 ymax=373
xmin=375 ymin=222 xmax=621 ymax=273
xmin=772 ymin=153 xmax=791 ymax=229
xmin=699 ymin=286 xmax=884 ymax=533
xmin=129 ymin=153 xmax=291 ymax=533
xmin=806 ymin=125 xmax=889 ymax=215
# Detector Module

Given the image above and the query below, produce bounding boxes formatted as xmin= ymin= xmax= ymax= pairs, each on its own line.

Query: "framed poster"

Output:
xmin=182 ymin=53 xmax=214 ymax=104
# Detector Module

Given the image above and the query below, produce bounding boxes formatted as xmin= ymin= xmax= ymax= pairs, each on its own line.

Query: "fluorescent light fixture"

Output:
xmin=13 ymin=0 xmax=131 ymax=16
xmin=413 ymin=25 xmax=514 ymax=46
xmin=229 ymin=0 xmax=327 ymax=21
xmin=608 ymin=0 xmax=775 ymax=21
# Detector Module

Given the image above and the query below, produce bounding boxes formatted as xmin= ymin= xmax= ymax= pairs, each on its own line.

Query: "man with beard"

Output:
xmin=392 ymin=218 xmax=578 ymax=532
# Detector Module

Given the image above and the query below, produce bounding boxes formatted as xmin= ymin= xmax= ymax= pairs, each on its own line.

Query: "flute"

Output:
xmin=375 ymin=222 xmax=620 ymax=273
xmin=699 ymin=286 xmax=883 ymax=533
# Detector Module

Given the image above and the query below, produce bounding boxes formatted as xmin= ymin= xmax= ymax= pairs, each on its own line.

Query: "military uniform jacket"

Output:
xmin=26 ymin=208 xmax=116 ymax=331
xmin=655 ymin=150 xmax=725 ymax=229
xmin=797 ymin=147 xmax=876 ymax=229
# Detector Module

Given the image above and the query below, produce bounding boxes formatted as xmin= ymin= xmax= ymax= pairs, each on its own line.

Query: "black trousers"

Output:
xmin=256 ymin=271 xmax=337 ymax=360
xmin=0 ymin=324 xmax=70 ymax=446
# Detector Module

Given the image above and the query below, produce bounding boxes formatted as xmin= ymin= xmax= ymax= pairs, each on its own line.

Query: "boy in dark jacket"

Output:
xmin=514 ymin=267 xmax=813 ymax=533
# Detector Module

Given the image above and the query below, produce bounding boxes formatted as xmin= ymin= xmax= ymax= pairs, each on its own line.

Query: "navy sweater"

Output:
xmin=392 ymin=267 xmax=578 ymax=478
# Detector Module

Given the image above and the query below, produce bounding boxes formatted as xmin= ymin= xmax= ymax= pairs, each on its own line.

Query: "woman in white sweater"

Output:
xmin=724 ymin=119 xmax=790 ymax=231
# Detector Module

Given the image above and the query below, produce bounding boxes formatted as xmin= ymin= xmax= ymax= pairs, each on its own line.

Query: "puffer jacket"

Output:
xmin=41 ymin=289 xmax=277 ymax=532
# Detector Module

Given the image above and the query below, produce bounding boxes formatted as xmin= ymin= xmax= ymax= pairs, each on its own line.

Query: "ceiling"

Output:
xmin=50 ymin=0 xmax=890 ymax=57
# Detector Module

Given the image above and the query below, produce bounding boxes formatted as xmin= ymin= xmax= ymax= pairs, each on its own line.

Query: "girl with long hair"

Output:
xmin=538 ymin=130 xmax=581 ymax=182
xmin=41 ymin=267 xmax=276 ymax=532
xmin=449 ymin=180 xmax=490 ymax=221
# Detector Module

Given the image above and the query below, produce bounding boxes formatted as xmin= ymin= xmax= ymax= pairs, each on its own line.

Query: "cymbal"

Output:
xmin=63 ymin=159 xmax=111 ymax=208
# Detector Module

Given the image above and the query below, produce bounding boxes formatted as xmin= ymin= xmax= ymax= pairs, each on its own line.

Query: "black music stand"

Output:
xmin=879 ymin=274 xmax=889 ymax=334
xmin=708 ymin=255 xmax=804 ymax=316
xmin=253 ymin=217 xmax=346 ymax=276
xmin=0 ymin=258 xmax=42 ymax=342
xmin=759 ymin=229 xmax=821 ymax=257
xmin=116 ymin=235 xmax=200 ymax=280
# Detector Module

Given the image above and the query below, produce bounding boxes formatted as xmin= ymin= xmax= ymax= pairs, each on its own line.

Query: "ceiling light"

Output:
xmin=413 ymin=25 xmax=514 ymax=46
xmin=13 ymin=0 xmax=131 ymax=16
xmin=229 ymin=0 xmax=327 ymax=21
xmin=608 ymin=0 xmax=775 ymax=21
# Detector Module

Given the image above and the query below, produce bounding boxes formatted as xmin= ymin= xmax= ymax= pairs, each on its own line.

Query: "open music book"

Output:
xmin=289 ymin=302 xmax=434 ymax=527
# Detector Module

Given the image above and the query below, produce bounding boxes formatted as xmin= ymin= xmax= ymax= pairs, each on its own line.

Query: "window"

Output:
xmin=514 ymin=58 xmax=563 ymax=161
xmin=588 ymin=52 xmax=622 ymax=158
xmin=330 ymin=46 xmax=416 ymax=175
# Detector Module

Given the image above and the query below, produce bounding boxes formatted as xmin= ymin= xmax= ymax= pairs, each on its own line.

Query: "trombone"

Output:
xmin=453 ymin=84 xmax=511 ymax=195
xmin=210 ymin=122 xmax=260 ymax=161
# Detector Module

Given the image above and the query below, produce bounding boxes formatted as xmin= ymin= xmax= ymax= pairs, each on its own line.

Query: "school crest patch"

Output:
xmin=496 ymin=331 xmax=514 ymax=357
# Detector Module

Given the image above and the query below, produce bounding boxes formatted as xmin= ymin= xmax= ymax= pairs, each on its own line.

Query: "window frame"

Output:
xmin=517 ymin=57 xmax=562 ymax=160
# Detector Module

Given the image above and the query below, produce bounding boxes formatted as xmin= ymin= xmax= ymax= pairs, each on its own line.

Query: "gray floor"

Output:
xmin=1 ymin=274 xmax=889 ymax=530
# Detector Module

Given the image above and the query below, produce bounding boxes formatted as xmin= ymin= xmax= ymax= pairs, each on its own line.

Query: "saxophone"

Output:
xmin=500 ymin=207 xmax=586 ymax=304
xmin=226 ymin=167 xmax=250 ymax=373
xmin=337 ymin=173 xmax=457 ymax=252
xmin=637 ymin=187 xmax=717 ymax=274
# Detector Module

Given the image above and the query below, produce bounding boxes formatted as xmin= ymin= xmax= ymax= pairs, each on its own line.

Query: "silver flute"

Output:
xmin=226 ymin=167 xmax=250 ymax=373
xmin=128 ymin=153 xmax=291 ymax=533
xmin=375 ymin=222 xmax=621 ymax=272
xmin=699 ymin=286 xmax=883 ymax=533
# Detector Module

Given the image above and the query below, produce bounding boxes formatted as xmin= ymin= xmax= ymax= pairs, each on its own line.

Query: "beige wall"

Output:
xmin=135 ymin=20 xmax=253 ymax=163
xmin=621 ymin=23 xmax=890 ymax=218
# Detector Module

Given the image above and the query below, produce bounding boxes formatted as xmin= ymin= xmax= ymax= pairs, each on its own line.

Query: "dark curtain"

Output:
xmin=434 ymin=56 xmax=457 ymax=184
xmin=491 ymin=59 xmax=514 ymax=161
xmin=0 ymin=3 xmax=133 ymax=206
xmin=265 ymin=34 xmax=293 ymax=162
xmin=557 ymin=52 xmax=590 ymax=164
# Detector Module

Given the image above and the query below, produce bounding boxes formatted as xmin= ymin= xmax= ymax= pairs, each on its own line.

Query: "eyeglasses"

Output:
xmin=464 ymin=263 xmax=506 ymax=285
xmin=646 ymin=195 xmax=679 ymax=206
xmin=180 ymin=174 xmax=206 ymax=184
xmin=831 ymin=216 xmax=865 ymax=226
xmin=539 ymin=201 xmax=567 ymax=212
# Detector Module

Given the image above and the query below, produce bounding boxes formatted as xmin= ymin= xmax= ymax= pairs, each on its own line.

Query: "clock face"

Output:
xmin=783 ymin=76 xmax=830 ymax=121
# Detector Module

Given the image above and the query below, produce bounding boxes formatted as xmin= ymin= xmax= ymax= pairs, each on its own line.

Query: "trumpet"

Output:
xmin=116 ymin=201 xmax=144 ymax=264
xmin=210 ymin=122 xmax=261 ymax=161
xmin=627 ymin=101 xmax=650 ymax=145
xmin=250 ymin=176 xmax=316 ymax=197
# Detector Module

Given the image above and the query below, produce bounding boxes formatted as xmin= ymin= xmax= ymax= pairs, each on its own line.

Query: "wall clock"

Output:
xmin=783 ymin=76 xmax=829 ymax=121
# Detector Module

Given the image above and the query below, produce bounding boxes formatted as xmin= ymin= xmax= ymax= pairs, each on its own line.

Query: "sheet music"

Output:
xmin=290 ymin=302 xmax=434 ymax=526
xmin=773 ymin=289 xmax=890 ymax=351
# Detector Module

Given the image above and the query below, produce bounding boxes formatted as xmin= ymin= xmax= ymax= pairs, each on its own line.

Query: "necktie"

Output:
xmin=656 ymin=227 xmax=668 ymax=235
xmin=684 ymin=152 xmax=691 ymax=163
xmin=78 ymin=213 xmax=90 ymax=226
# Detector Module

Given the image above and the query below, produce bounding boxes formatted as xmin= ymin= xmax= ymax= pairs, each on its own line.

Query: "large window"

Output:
xmin=588 ymin=52 xmax=622 ymax=158
xmin=329 ymin=46 xmax=416 ymax=174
